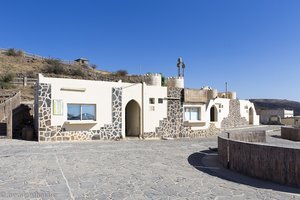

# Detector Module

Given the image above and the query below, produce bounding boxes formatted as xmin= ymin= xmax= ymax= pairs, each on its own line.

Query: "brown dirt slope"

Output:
xmin=0 ymin=50 xmax=111 ymax=78
xmin=0 ymin=48 xmax=144 ymax=102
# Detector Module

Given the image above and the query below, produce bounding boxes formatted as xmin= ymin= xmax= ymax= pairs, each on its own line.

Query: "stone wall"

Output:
xmin=225 ymin=131 xmax=266 ymax=143
xmin=218 ymin=132 xmax=300 ymax=187
xmin=281 ymin=126 xmax=300 ymax=141
xmin=0 ymin=92 xmax=21 ymax=138
xmin=38 ymin=83 xmax=123 ymax=141
xmin=143 ymin=88 xmax=219 ymax=139
xmin=221 ymin=100 xmax=248 ymax=129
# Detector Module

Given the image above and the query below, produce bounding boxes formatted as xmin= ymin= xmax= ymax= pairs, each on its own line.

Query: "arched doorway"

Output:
xmin=249 ymin=107 xmax=254 ymax=125
xmin=125 ymin=100 xmax=141 ymax=137
xmin=210 ymin=106 xmax=218 ymax=122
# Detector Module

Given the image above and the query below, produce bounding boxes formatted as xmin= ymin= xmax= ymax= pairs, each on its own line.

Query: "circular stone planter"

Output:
xmin=218 ymin=131 xmax=300 ymax=188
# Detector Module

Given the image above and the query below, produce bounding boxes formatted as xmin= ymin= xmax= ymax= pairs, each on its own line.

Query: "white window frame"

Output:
xmin=184 ymin=106 xmax=201 ymax=122
xmin=67 ymin=104 xmax=96 ymax=121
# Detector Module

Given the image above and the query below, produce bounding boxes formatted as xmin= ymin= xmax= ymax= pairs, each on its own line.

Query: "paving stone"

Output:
xmin=0 ymin=128 xmax=299 ymax=199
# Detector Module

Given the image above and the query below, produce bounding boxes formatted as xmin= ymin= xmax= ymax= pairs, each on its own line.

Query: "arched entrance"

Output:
xmin=210 ymin=106 xmax=218 ymax=122
xmin=249 ymin=107 xmax=254 ymax=125
xmin=125 ymin=100 xmax=141 ymax=137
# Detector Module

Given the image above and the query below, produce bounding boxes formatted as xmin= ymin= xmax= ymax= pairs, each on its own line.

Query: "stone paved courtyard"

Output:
xmin=0 ymin=126 xmax=300 ymax=199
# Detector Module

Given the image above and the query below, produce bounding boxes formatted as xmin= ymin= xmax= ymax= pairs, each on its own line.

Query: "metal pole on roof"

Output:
xmin=225 ymin=82 xmax=228 ymax=99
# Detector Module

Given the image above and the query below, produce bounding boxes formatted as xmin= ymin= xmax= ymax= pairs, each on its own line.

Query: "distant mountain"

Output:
xmin=250 ymin=99 xmax=300 ymax=116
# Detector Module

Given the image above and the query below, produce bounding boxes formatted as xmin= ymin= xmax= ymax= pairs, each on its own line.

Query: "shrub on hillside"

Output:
xmin=5 ymin=48 xmax=18 ymax=56
xmin=5 ymin=48 xmax=24 ymax=57
xmin=44 ymin=58 xmax=66 ymax=74
xmin=115 ymin=70 xmax=128 ymax=76
xmin=71 ymin=68 xmax=85 ymax=77
xmin=1 ymin=73 xmax=14 ymax=83
xmin=45 ymin=58 xmax=62 ymax=66
xmin=0 ymin=72 xmax=15 ymax=89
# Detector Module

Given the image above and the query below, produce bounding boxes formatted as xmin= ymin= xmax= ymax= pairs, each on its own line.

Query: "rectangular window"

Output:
xmin=149 ymin=98 xmax=155 ymax=104
xmin=158 ymin=98 xmax=163 ymax=104
xmin=184 ymin=107 xmax=200 ymax=121
xmin=67 ymin=104 xmax=96 ymax=120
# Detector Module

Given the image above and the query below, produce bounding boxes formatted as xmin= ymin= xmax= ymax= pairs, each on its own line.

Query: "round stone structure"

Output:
xmin=218 ymin=131 xmax=300 ymax=188
xmin=167 ymin=76 xmax=184 ymax=88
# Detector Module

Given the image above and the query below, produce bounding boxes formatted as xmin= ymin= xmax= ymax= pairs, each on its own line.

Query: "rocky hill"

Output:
xmin=0 ymin=48 xmax=146 ymax=101
xmin=0 ymin=48 xmax=112 ymax=78
xmin=250 ymin=99 xmax=300 ymax=116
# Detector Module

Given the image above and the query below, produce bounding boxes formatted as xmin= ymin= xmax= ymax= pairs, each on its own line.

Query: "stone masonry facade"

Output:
xmin=143 ymin=88 xmax=219 ymax=139
xmin=221 ymin=100 xmax=249 ymax=129
xmin=38 ymin=83 xmax=122 ymax=141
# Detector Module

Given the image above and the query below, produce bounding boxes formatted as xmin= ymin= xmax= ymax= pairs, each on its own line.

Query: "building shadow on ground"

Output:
xmin=188 ymin=149 xmax=300 ymax=194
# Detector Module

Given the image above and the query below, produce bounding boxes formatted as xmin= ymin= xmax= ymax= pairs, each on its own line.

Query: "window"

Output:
xmin=67 ymin=104 xmax=96 ymax=120
xmin=158 ymin=98 xmax=163 ymax=104
xmin=149 ymin=98 xmax=155 ymax=104
xmin=184 ymin=107 xmax=200 ymax=121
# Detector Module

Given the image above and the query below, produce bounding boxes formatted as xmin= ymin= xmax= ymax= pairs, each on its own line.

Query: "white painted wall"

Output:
xmin=206 ymin=98 xmax=231 ymax=129
xmin=39 ymin=74 xmax=124 ymax=130
xmin=239 ymin=100 xmax=260 ymax=125
xmin=38 ymin=74 xmax=260 ymax=136
xmin=143 ymin=83 xmax=168 ymax=133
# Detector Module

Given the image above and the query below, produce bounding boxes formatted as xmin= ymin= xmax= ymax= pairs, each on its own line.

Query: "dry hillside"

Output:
xmin=0 ymin=49 xmax=111 ymax=78
xmin=0 ymin=48 xmax=144 ymax=101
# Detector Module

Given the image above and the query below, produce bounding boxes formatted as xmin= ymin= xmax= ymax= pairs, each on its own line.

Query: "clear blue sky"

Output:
xmin=1 ymin=0 xmax=300 ymax=101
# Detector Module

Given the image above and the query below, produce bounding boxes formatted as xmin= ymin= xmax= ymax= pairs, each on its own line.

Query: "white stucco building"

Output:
xmin=258 ymin=109 xmax=294 ymax=124
xmin=35 ymin=72 xmax=259 ymax=142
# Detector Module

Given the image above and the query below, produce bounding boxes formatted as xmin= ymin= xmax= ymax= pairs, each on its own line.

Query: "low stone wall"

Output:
xmin=227 ymin=130 xmax=266 ymax=142
xmin=281 ymin=126 xmax=300 ymax=141
xmin=218 ymin=131 xmax=300 ymax=187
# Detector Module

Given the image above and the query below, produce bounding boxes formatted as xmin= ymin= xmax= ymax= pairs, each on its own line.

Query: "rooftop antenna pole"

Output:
xmin=225 ymin=82 xmax=228 ymax=98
